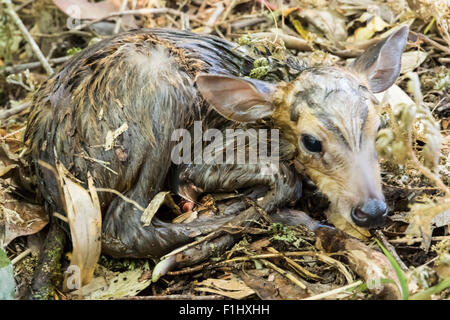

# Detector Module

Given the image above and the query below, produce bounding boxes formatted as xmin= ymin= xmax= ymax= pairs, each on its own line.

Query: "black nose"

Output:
xmin=351 ymin=199 xmax=388 ymax=228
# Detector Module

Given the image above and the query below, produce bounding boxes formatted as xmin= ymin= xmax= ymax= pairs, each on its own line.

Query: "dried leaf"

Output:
xmin=350 ymin=15 xmax=389 ymax=42
xmin=431 ymin=208 xmax=450 ymax=228
xmin=315 ymin=227 xmax=401 ymax=299
xmin=70 ymin=276 xmax=108 ymax=298
xmin=141 ymin=191 xmax=181 ymax=227
xmin=104 ymin=123 xmax=128 ymax=151
xmin=433 ymin=240 xmax=450 ymax=278
xmin=291 ymin=19 xmax=312 ymax=41
xmin=53 ymin=0 xmax=119 ymax=20
xmin=172 ymin=210 xmax=198 ymax=224
xmin=57 ymin=163 xmax=102 ymax=286
xmin=249 ymin=238 xmax=271 ymax=251
xmin=401 ymin=51 xmax=428 ymax=74
xmin=239 ymin=269 xmax=310 ymax=299
xmin=1 ymin=198 xmax=48 ymax=247
xmin=0 ymin=164 xmax=18 ymax=177
xmin=195 ymin=277 xmax=255 ymax=299
xmin=0 ymin=142 xmax=20 ymax=163
xmin=72 ymin=268 xmax=151 ymax=299
xmin=405 ymin=197 xmax=450 ymax=251
xmin=52 ymin=0 xmax=136 ymax=28
xmin=282 ymin=7 xmax=300 ymax=17
xmin=374 ymin=84 xmax=416 ymax=114
xmin=298 ymin=9 xmax=348 ymax=42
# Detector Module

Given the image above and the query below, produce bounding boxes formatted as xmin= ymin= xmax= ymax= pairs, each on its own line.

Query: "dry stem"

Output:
xmin=2 ymin=0 xmax=53 ymax=76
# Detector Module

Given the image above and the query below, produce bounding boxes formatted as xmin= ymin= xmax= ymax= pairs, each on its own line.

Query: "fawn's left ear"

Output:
xmin=349 ymin=25 xmax=409 ymax=93
xmin=196 ymin=74 xmax=277 ymax=123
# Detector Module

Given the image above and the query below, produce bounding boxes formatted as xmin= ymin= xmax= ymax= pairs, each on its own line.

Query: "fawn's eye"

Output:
xmin=301 ymin=134 xmax=322 ymax=153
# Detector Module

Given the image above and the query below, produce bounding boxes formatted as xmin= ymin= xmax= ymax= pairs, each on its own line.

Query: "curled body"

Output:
xmin=24 ymin=27 xmax=409 ymax=259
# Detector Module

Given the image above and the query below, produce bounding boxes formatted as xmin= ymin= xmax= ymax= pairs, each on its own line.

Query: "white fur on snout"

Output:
xmin=351 ymin=154 xmax=383 ymax=201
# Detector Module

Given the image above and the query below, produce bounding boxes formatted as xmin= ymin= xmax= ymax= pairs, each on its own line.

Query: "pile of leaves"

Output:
xmin=0 ymin=0 xmax=448 ymax=300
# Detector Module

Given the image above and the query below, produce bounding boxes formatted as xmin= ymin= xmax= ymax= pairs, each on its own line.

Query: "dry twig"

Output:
xmin=2 ymin=0 xmax=53 ymax=76
xmin=74 ymin=8 xmax=201 ymax=31
xmin=113 ymin=0 xmax=128 ymax=34
xmin=302 ymin=280 xmax=364 ymax=300
xmin=374 ymin=230 xmax=408 ymax=272
xmin=0 ymin=102 xmax=31 ymax=120
xmin=411 ymin=31 xmax=450 ymax=55
xmin=4 ymin=56 xmax=71 ymax=75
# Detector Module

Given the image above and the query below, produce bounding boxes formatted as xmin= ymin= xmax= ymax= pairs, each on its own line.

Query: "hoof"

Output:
xmin=152 ymin=255 xmax=177 ymax=282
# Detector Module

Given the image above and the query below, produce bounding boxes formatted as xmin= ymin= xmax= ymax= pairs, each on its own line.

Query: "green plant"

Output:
xmin=374 ymin=239 xmax=450 ymax=300
xmin=0 ymin=248 xmax=15 ymax=300
xmin=375 ymin=239 xmax=410 ymax=300
xmin=66 ymin=47 xmax=82 ymax=56
xmin=410 ymin=277 xmax=450 ymax=300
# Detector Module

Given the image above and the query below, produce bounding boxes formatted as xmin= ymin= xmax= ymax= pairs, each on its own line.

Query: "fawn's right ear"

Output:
xmin=349 ymin=25 xmax=409 ymax=93
xmin=196 ymin=74 xmax=276 ymax=123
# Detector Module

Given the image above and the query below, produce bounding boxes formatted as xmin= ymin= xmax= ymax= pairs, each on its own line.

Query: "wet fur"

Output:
xmin=25 ymin=29 xmax=303 ymax=258
xmin=25 ymin=28 xmax=391 ymax=258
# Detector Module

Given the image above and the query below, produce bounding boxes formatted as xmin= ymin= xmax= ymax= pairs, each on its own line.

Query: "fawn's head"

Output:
xmin=196 ymin=26 xmax=409 ymax=235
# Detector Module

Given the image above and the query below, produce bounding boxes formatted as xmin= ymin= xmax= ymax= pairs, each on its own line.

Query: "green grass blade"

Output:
xmin=410 ymin=277 xmax=450 ymax=300
xmin=375 ymin=238 xmax=410 ymax=300
xmin=354 ymin=278 xmax=401 ymax=296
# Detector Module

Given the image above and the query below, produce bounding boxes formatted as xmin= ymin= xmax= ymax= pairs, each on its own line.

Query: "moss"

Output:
xmin=270 ymin=223 xmax=307 ymax=249
xmin=67 ymin=47 xmax=82 ymax=56
xmin=249 ymin=66 xmax=270 ymax=79
xmin=99 ymin=255 xmax=147 ymax=272
xmin=0 ymin=248 xmax=11 ymax=269
xmin=271 ymin=223 xmax=296 ymax=242
xmin=238 ymin=34 xmax=252 ymax=46
xmin=433 ymin=70 xmax=450 ymax=90
xmin=249 ymin=57 xmax=271 ymax=79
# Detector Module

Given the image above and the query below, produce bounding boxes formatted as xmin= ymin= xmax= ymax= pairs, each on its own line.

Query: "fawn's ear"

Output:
xmin=196 ymin=74 xmax=276 ymax=123
xmin=349 ymin=25 xmax=409 ymax=93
